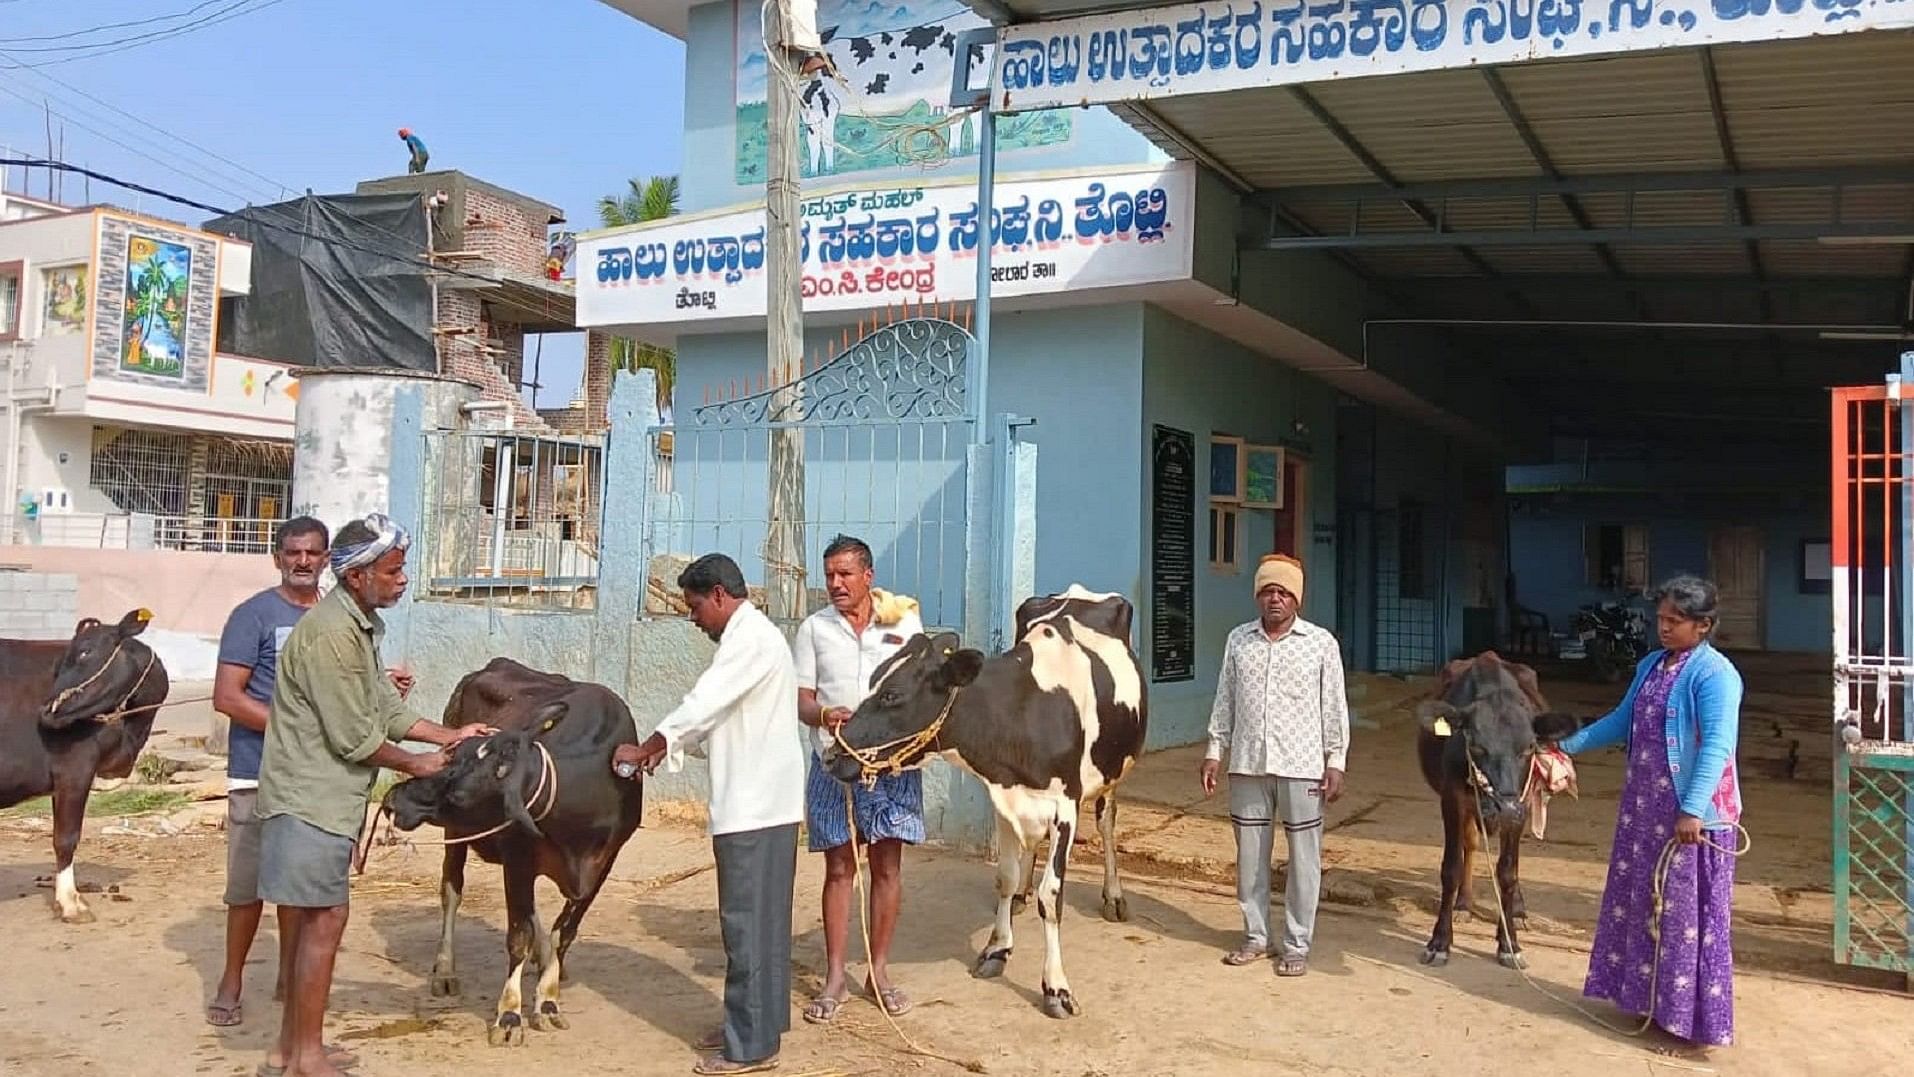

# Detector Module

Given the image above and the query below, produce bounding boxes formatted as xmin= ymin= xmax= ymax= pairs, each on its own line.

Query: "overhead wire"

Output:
xmin=0 ymin=0 xmax=293 ymax=69
xmin=0 ymin=0 xmax=239 ymax=45
xmin=1 ymin=157 xmax=529 ymax=294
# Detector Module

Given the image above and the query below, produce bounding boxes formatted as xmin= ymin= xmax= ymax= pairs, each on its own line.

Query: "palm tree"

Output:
xmin=597 ymin=175 xmax=681 ymax=413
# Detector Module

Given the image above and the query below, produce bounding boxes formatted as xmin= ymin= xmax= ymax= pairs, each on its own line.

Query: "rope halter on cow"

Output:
xmin=829 ymin=687 xmax=961 ymax=790
xmin=354 ymin=738 xmax=560 ymax=875
xmin=47 ymin=638 xmax=171 ymax=728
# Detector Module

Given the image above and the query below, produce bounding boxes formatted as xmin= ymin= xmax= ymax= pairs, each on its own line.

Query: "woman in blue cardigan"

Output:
xmin=1557 ymin=574 xmax=1743 ymax=1050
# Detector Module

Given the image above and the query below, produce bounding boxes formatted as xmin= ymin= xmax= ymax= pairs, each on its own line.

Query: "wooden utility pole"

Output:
xmin=763 ymin=0 xmax=810 ymax=622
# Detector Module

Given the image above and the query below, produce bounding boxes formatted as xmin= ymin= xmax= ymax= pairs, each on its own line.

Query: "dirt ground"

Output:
xmin=3 ymin=655 xmax=1910 ymax=1077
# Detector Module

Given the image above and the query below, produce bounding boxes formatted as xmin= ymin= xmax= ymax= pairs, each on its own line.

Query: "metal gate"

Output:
xmin=1829 ymin=374 xmax=1914 ymax=978
xmin=643 ymin=314 xmax=980 ymax=632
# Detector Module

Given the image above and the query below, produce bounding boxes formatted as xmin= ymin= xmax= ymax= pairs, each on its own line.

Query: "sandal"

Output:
xmin=1276 ymin=955 xmax=1309 ymax=977
xmin=866 ymin=981 xmax=912 ymax=1017
xmin=693 ymin=1052 xmax=780 ymax=1075
xmin=1221 ymin=943 xmax=1268 ymax=966
xmin=254 ymin=1045 xmax=360 ymax=1076
xmin=205 ymin=1000 xmax=242 ymax=1027
xmin=695 ymin=1026 xmax=725 ymax=1051
xmin=801 ymin=994 xmax=844 ymax=1025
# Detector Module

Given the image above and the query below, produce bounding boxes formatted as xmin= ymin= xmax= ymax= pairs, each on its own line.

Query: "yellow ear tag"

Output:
xmin=541 ymin=719 xmax=556 ymax=732
xmin=1432 ymin=717 xmax=1453 ymax=738
xmin=943 ymin=648 xmax=952 ymax=656
xmin=136 ymin=608 xmax=153 ymax=622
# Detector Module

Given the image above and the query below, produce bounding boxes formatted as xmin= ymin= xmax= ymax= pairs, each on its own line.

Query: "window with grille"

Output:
xmin=89 ymin=426 xmax=192 ymax=515
xmin=0 ymin=262 xmax=22 ymax=340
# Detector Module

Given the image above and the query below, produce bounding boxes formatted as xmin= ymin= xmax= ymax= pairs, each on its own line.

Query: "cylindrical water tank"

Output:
xmin=289 ymin=368 xmax=480 ymax=536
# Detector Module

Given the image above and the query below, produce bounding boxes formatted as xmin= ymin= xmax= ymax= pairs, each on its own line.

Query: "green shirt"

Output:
xmin=256 ymin=585 xmax=419 ymax=838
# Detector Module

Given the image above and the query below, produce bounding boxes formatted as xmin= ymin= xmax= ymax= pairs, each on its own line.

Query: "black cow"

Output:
xmin=386 ymin=658 xmax=643 ymax=1046
xmin=1414 ymin=651 xmax=1578 ymax=969
xmin=825 ymin=585 xmax=1147 ymax=1019
xmin=0 ymin=610 xmax=171 ymax=923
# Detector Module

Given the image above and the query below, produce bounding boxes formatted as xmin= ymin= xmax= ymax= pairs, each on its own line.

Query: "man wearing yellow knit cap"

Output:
xmin=1201 ymin=553 xmax=1350 ymax=977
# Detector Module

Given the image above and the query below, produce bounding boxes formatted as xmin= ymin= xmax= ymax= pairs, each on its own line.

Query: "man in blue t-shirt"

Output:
xmin=206 ymin=516 xmax=331 ymax=1028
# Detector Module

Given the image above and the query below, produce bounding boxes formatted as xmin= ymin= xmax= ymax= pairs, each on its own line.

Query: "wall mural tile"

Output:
xmin=91 ymin=215 xmax=218 ymax=391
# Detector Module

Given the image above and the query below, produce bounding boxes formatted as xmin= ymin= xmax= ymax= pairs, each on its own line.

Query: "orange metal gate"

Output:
xmin=1829 ymin=381 xmax=1914 ymax=978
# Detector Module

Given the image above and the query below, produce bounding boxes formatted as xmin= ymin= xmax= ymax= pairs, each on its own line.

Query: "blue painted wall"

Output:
xmin=679 ymin=1 xmax=1166 ymax=215
xmin=1508 ymin=500 xmax=1831 ymax=654
xmin=670 ymin=304 xmax=1147 ymax=620
xmin=1138 ymin=306 xmax=1342 ymax=749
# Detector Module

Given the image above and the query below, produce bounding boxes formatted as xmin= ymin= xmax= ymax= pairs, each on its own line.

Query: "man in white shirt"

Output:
xmin=616 ymin=553 xmax=805 ymax=1076
xmin=1200 ymin=554 xmax=1350 ymax=978
xmin=791 ymin=535 xmax=925 ymax=1024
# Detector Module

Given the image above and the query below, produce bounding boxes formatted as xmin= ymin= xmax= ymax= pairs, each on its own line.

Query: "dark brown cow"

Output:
xmin=1414 ymin=651 xmax=1577 ymax=969
xmin=0 ymin=610 xmax=171 ymax=923
xmin=385 ymin=658 xmax=643 ymax=1046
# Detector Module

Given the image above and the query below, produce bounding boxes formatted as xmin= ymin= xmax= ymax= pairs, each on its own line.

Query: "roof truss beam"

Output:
xmin=1284 ymin=84 xmax=1533 ymax=314
xmin=1697 ymin=46 xmax=1771 ymax=319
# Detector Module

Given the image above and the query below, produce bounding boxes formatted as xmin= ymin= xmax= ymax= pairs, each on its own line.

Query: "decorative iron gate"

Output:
xmin=643 ymin=315 xmax=979 ymax=631
xmin=1829 ymin=378 xmax=1914 ymax=980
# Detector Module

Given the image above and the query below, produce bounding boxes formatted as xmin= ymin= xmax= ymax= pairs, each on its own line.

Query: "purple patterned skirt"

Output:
xmin=1581 ymin=651 xmax=1736 ymax=1046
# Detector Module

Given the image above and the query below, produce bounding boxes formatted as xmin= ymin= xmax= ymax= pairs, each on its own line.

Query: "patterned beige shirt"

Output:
xmin=1205 ymin=618 xmax=1350 ymax=779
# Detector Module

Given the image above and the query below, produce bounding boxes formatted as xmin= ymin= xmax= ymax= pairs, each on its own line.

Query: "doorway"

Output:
xmin=1708 ymin=526 xmax=1766 ymax=651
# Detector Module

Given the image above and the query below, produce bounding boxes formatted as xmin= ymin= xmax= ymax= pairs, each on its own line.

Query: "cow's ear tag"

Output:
xmin=1432 ymin=717 xmax=1453 ymax=738
xmin=135 ymin=608 xmax=153 ymax=623
xmin=942 ymin=648 xmax=952 ymax=656
xmin=541 ymin=718 xmax=556 ymax=732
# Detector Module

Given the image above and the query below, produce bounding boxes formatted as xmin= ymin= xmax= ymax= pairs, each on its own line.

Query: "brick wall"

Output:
xmin=0 ymin=570 xmax=79 ymax=640
xmin=462 ymin=186 xmax=548 ymax=280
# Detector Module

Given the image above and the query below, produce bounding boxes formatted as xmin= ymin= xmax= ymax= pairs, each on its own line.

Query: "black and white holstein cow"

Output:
xmin=0 ymin=611 xmax=169 ymax=923
xmin=1414 ymin=651 xmax=1579 ymax=970
xmin=799 ymin=22 xmax=974 ymax=176
xmin=386 ymin=659 xmax=643 ymax=1046
xmin=825 ymin=586 xmax=1146 ymax=1019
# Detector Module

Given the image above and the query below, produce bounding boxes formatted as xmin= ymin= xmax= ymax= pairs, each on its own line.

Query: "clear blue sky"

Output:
xmin=0 ymin=0 xmax=687 ymax=407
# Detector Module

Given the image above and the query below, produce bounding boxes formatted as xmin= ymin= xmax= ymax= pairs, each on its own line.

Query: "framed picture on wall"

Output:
xmin=1243 ymin=444 xmax=1285 ymax=509
xmin=1209 ymin=434 xmax=1245 ymax=502
xmin=1799 ymin=538 xmax=1832 ymax=595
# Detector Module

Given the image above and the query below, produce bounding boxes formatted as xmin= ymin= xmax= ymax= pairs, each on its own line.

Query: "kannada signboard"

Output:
xmin=992 ymin=0 xmax=1914 ymax=112
xmin=576 ymin=163 xmax=1196 ymax=330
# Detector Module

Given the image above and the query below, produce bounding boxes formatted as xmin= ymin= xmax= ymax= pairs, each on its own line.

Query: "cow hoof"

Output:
xmin=530 ymin=1005 xmax=569 ymax=1032
xmin=1498 ymin=950 xmax=1528 ymax=971
xmin=1419 ymin=947 xmax=1449 ymax=968
xmin=973 ymin=949 xmax=1010 ymax=979
xmin=1101 ymin=896 xmax=1130 ymax=923
xmin=1011 ymin=895 xmax=1028 ymax=917
xmin=488 ymin=1015 xmax=526 ymax=1047
xmin=56 ymin=905 xmax=96 ymax=925
xmin=429 ymin=971 xmax=461 ymax=998
xmin=1040 ymin=990 xmax=1081 ymax=1020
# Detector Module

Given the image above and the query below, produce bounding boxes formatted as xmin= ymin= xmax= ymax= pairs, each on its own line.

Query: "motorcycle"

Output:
xmin=1566 ymin=600 xmax=1650 ymax=683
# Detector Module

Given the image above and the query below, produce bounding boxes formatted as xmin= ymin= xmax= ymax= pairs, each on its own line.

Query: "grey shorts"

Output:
xmin=224 ymin=789 xmax=263 ymax=906
xmin=257 ymin=813 xmax=354 ymax=909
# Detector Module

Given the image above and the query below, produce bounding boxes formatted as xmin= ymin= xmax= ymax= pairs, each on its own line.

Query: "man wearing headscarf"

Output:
xmin=255 ymin=513 xmax=491 ymax=1077
xmin=1200 ymin=554 xmax=1350 ymax=978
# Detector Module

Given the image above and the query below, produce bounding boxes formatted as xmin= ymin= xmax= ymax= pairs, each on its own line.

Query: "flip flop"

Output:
xmin=866 ymin=982 xmax=912 ymax=1017
xmin=205 ymin=1000 xmax=242 ymax=1027
xmin=801 ymin=994 xmax=844 ymax=1025
xmin=1276 ymin=955 xmax=1309 ymax=977
xmin=1222 ymin=944 xmax=1268 ymax=967
xmin=254 ymin=1045 xmax=361 ymax=1076
xmin=693 ymin=1053 xmax=780 ymax=1075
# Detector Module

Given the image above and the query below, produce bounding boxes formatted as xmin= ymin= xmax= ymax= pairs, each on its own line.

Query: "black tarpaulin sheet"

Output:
xmin=206 ymin=193 xmax=436 ymax=372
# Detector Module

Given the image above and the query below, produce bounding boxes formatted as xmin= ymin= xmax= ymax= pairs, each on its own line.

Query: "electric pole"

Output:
xmin=763 ymin=0 xmax=815 ymax=622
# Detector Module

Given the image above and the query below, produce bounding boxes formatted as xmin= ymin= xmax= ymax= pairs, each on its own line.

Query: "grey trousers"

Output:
xmin=713 ymin=822 xmax=799 ymax=1064
xmin=1229 ymin=774 xmax=1324 ymax=958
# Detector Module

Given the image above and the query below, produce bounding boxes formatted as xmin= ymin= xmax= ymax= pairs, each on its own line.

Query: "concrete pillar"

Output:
xmin=591 ymin=368 xmax=658 ymax=688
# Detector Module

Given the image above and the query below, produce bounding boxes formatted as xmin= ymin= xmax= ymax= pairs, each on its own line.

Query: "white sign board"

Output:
xmin=576 ymin=164 xmax=1196 ymax=330
xmin=993 ymin=0 xmax=1914 ymax=112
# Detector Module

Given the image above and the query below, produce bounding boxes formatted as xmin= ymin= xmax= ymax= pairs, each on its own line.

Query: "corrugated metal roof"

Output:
xmin=1129 ymin=31 xmax=1914 ymax=324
